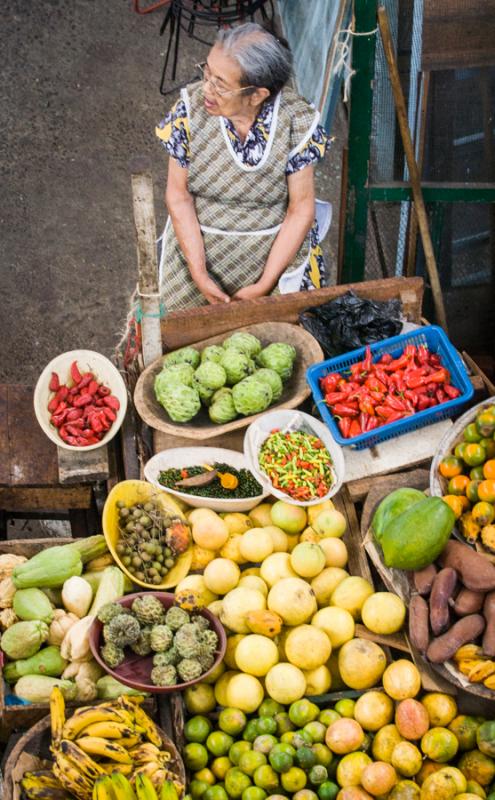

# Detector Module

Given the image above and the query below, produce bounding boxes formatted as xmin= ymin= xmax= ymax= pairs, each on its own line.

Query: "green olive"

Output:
xmin=133 ymin=508 xmax=142 ymax=519
xmin=122 ymin=556 xmax=131 ymax=566
xmin=139 ymin=515 xmax=152 ymax=528
xmin=165 ymin=558 xmax=175 ymax=568
xmin=132 ymin=555 xmax=142 ymax=568
xmin=135 ymin=571 xmax=145 ymax=582
xmin=164 ymin=547 xmax=172 ymax=557
xmin=152 ymin=575 xmax=162 ymax=585
xmin=119 ymin=507 xmax=130 ymax=518
xmin=144 ymin=502 xmax=154 ymax=512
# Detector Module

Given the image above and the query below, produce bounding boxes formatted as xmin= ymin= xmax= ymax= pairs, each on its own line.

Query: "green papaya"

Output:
xmin=3 ymin=645 xmax=67 ymax=682
xmin=380 ymin=496 xmax=455 ymax=570
xmin=372 ymin=488 xmax=426 ymax=543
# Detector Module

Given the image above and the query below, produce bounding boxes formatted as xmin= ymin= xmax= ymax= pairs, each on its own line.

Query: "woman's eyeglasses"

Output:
xmin=195 ymin=63 xmax=255 ymax=97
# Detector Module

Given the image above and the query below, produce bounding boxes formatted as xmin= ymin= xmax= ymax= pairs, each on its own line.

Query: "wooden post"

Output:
xmin=130 ymin=157 xmax=163 ymax=367
xmin=405 ymin=70 xmax=430 ymax=277
xmin=377 ymin=6 xmax=449 ymax=333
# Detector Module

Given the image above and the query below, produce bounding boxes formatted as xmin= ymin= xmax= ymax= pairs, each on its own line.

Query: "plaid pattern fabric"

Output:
xmin=161 ymin=84 xmax=319 ymax=310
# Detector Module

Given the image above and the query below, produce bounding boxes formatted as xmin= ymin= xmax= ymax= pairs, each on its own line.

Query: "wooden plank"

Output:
xmin=354 ymin=624 xmax=410 ymax=654
xmin=160 ymin=278 xmax=424 ymax=351
xmin=154 ymin=428 xmax=245 ymax=455
xmin=7 ymin=385 xmax=59 ymax=487
xmin=57 ymin=445 xmax=110 ymax=485
xmin=0 ymin=386 xmax=10 ymax=485
xmin=463 ymin=351 xmax=495 ymax=397
xmin=347 ymin=467 xmax=430 ymax=504
xmin=0 ymin=537 xmax=74 ymax=556
xmin=0 ymin=487 xmax=92 ymax=512
xmin=422 ymin=0 xmax=495 ymax=70
xmin=335 ymin=488 xmax=375 ymax=587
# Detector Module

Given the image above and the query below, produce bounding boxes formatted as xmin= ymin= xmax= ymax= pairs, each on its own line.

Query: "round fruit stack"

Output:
xmin=180 ymin=667 xmax=495 ymax=800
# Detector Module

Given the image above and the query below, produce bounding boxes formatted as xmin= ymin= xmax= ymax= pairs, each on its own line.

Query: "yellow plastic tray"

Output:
xmin=102 ymin=479 xmax=192 ymax=589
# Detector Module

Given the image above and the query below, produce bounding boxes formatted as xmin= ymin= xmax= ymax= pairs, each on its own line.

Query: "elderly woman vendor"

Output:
xmin=156 ymin=23 xmax=331 ymax=311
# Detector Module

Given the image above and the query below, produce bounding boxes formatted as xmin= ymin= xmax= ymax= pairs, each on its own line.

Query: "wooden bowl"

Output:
xmin=133 ymin=322 xmax=324 ymax=440
xmin=2 ymin=711 xmax=185 ymax=800
xmin=89 ymin=592 xmax=227 ymax=694
xmin=102 ymin=480 xmax=192 ymax=589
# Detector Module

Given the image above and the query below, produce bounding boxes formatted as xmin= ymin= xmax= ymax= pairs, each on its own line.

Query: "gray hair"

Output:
xmin=216 ymin=23 xmax=292 ymax=98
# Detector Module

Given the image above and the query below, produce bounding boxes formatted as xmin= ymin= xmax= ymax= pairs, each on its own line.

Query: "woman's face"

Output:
xmin=201 ymin=44 xmax=268 ymax=117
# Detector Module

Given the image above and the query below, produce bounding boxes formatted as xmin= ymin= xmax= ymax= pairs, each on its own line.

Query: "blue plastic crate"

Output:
xmin=306 ymin=325 xmax=474 ymax=450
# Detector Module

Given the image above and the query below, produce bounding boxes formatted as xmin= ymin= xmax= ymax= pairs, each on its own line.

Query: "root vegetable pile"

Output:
xmin=47 ymin=360 xmax=120 ymax=447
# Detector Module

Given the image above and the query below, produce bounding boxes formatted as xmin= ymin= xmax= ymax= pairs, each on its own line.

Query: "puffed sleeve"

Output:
xmin=286 ymin=124 xmax=331 ymax=175
xmin=155 ymin=99 xmax=191 ymax=168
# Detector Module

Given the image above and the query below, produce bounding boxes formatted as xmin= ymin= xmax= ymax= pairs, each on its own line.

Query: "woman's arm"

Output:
xmin=165 ymin=159 xmax=230 ymax=304
xmin=232 ymin=166 xmax=316 ymax=301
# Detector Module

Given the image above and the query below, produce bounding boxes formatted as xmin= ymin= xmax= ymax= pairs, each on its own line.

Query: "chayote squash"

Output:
xmin=1 ymin=620 xmax=49 ymax=659
xmin=3 ymin=645 xmax=67 ymax=683
xmin=372 ymin=488 xmax=426 ymax=543
xmin=96 ymin=675 xmax=150 ymax=700
xmin=379 ymin=496 xmax=455 ymax=570
xmin=13 ymin=675 xmax=77 ymax=703
xmin=13 ymin=588 xmax=54 ymax=623
xmin=12 ymin=546 xmax=82 ymax=589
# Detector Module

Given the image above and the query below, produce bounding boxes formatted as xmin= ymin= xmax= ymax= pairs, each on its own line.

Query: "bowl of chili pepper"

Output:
xmin=34 ymin=350 xmax=128 ymax=450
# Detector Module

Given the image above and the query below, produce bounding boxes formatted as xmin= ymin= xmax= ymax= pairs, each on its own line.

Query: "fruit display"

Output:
xmin=115 ymin=500 xmax=191 ymax=585
xmin=0 ymin=537 xmax=138 ymax=704
xmin=437 ymin=403 xmax=495 ymax=551
xmin=319 ymin=342 xmax=462 ymax=439
xmin=18 ymin=687 xmax=185 ymax=800
xmin=46 ymin=359 xmax=121 ymax=447
xmin=153 ymin=337 xmax=297 ymax=424
xmin=258 ymin=430 xmax=336 ymax=502
xmin=97 ymin=594 xmax=222 ymax=688
xmin=157 ymin=464 xmax=263 ymax=500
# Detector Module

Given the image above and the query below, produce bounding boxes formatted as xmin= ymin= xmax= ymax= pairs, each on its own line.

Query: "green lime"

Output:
xmin=274 ymin=712 xmax=295 ymax=736
xmin=224 ymin=768 xmax=252 ymax=799
xmin=471 ymin=466 xmax=486 ymax=480
xmin=281 ymin=731 xmax=297 ymax=746
xmin=318 ymin=710 xmax=341 ymax=727
xmin=303 ymin=722 xmax=326 ymax=744
xmin=334 ymin=699 xmax=355 ymax=718
xmin=317 ymin=781 xmax=339 ymax=800
xmin=258 ymin=699 xmax=284 ymax=717
xmin=194 ymin=769 xmax=216 ymax=786
xmin=269 ymin=751 xmax=293 ymax=774
xmin=190 ymin=780 xmax=209 ymax=799
xmin=229 ymin=741 xmax=252 ymax=766
xmin=292 ymin=731 xmax=313 ymax=748
xmin=253 ymin=735 xmax=278 ymax=754
xmin=204 ymin=787 xmax=228 ymax=800
xmin=243 ymin=720 xmax=261 ymax=742
xmin=211 ymin=757 xmax=232 ymax=781
xmin=256 ymin=717 xmax=277 ymax=736
xmin=464 ymin=423 xmax=482 ymax=443
xmin=242 ymin=788 xmax=267 ymax=800
xmin=289 ymin=700 xmax=319 ymax=727
xmin=218 ymin=708 xmax=247 ymax=737
xmin=239 ymin=751 xmax=268 ymax=777
xmin=295 ymin=747 xmax=317 ymax=770
xmin=253 ymin=765 xmax=280 ymax=792
xmin=481 ymin=438 xmax=495 ymax=459
xmin=184 ymin=743 xmax=209 ymax=771
xmin=185 ymin=716 xmax=213 ymax=743
xmin=207 ymin=732 xmax=234 ymax=758
xmin=281 ymin=767 xmax=307 ymax=793
xmin=455 ymin=442 xmax=468 ymax=460
xmin=184 ymin=795 xmax=192 ymax=800
xmin=271 ymin=743 xmax=296 ymax=758
xmin=308 ymin=766 xmax=328 ymax=786
xmin=311 ymin=744 xmax=334 ymax=770
xmin=294 ymin=791 xmax=318 ymax=800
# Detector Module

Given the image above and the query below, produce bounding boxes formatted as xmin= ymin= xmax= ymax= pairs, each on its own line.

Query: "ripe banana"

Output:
xmin=92 ymin=775 xmax=116 ymax=800
xmin=159 ymin=781 xmax=180 ymax=800
xmin=22 ymin=772 xmax=64 ymax=790
xmin=98 ymin=762 xmax=134 ymax=777
xmin=50 ymin=687 xmax=66 ymax=746
xmin=21 ymin=771 xmax=71 ymax=800
xmin=59 ymin=739 xmax=105 ymax=780
xmin=53 ymin=757 xmax=93 ymax=800
xmin=111 ymin=771 xmax=138 ymax=800
xmin=80 ymin=721 xmax=136 ymax=739
xmin=134 ymin=773 xmax=158 ymax=800
xmin=77 ymin=736 xmax=132 ymax=764
xmin=132 ymin=705 xmax=162 ymax=748
xmin=119 ymin=734 xmax=142 ymax=749
xmin=129 ymin=744 xmax=163 ymax=764
xmin=62 ymin=707 xmax=127 ymax=740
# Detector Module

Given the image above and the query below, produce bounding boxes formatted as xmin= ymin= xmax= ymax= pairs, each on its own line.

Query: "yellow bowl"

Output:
xmin=102 ymin=479 xmax=192 ymax=589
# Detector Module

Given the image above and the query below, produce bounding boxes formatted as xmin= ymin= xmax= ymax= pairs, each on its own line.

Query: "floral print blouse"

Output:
xmin=156 ymin=96 xmax=330 ymax=289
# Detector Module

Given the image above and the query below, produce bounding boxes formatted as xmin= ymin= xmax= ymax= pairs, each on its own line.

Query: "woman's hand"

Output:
xmin=193 ymin=272 xmax=231 ymax=304
xmin=232 ymin=281 xmax=268 ymax=301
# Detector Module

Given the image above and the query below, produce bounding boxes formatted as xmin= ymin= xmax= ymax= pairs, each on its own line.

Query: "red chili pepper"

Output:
xmin=404 ymin=344 xmax=417 ymax=359
xmin=102 ymin=407 xmax=117 ymax=422
xmin=97 ymin=385 xmax=111 ymax=396
xmin=405 ymin=369 xmax=428 ymax=389
xmin=359 ymin=412 xmax=369 ymax=432
xmin=331 ymin=403 xmax=359 ymax=417
xmin=103 ymin=395 xmax=120 ymax=411
xmin=375 ymin=404 xmax=396 ymax=419
xmin=325 ymin=391 xmax=345 ymax=405
xmin=70 ymin=361 xmax=82 ymax=384
xmin=66 ymin=408 xmax=83 ymax=421
xmin=350 ymin=362 xmax=364 ymax=379
xmin=58 ymin=425 xmax=70 ymax=442
xmin=366 ymin=416 xmax=380 ymax=431
xmin=444 ymin=384 xmax=461 ymax=399
xmin=73 ymin=393 xmax=93 ymax=407
xmin=404 ymin=389 xmax=419 ymax=407
xmin=363 ymin=345 xmax=372 ymax=373
xmin=383 ymin=354 xmax=410 ymax=372
xmin=90 ymin=415 xmax=104 ymax=433
xmin=320 ymin=373 xmax=341 ymax=394
xmin=349 ymin=419 xmax=362 ymax=438
xmin=87 ymin=380 xmax=99 ymax=395
xmin=429 ymin=353 xmax=442 ymax=367
xmin=417 ymin=345 xmax=429 ymax=364
xmin=369 ymin=390 xmax=385 ymax=405
xmin=390 ymin=373 xmax=406 ymax=393
xmin=417 ymin=394 xmax=434 ymax=411
xmin=428 ymin=368 xmax=449 ymax=384
xmin=384 ymin=395 xmax=407 ymax=412
xmin=336 ymin=379 xmax=351 ymax=394
xmin=384 ymin=410 xmax=408 ymax=424
xmin=359 ymin=397 xmax=376 ymax=416
xmin=54 ymin=400 xmax=68 ymax=416
xmin=51 ymin=411 xmax=67 ymax=428
xmin=436 ymin=388 xmax=447 ymax=404
xmin=48 ymin=396 xmax=60 ymax=413
xmin=365 ymin=376 xmax=387 ymax=394
xmin=338 ymin=417 xmax=352 ymax=438
xmin=379 ymin=353 xmax=393 ymax=365
xmin=374 ymin=368 xmax=390 ymax=387
xmin=66 ymin=423 xmax=84 ymax=436
xmin=49 ymin=372 xmax=60 ymax=392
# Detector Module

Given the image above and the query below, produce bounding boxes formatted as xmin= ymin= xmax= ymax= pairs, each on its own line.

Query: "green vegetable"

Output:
xmin=13 ymin=675 xmax=77 ymax=703
xmin=379 ymin=497 xmax=456 ymax=570
xmin=232 ymin=377 xmax=272 ymax=416
xmin=208 ymin=388 xmax=237 ymax=424
xmin=161 ymin=384 xmax=201 ymax=422
xmin=13 ymin=546 xmax=83 ymax=589
xmin=372 ymin=488 xmax=426 ymax=544
xmin=41 ymin=587 xmax=63 ymax=606
xmin=65 ymin=535 xmax=109 ymax=564
xmin=3 ymin=645 xmax=67 ymax=682
xmin=89 ymin=566 xmax=126 ymax=616
xmin=223 ymin=332 xmax=262 ymax=358
xmin=96 ymin=675 xmax=149 ymax=699
xmin=253 ymin=368 xmax=283 ymax=402
xmin=156 ymin=363 xmax=195 ymax=400
xmin=13 ymin=588 xmax=54 ymax=623
xmin=1 ymin=620 xmax=49 ymax=659
xmin=162 ymin=346 xmax=201 ymax=369
xmin=193 ymin=362 xmax=227 ymax=391
xmin=220 ymin=350 xmax=255 ymax=386
xmin=256 ymin=342 xmax=296 ymax=380
xmin=201 ymin=345 xmax=225 ymax=364
xmin=82 ymin=568 xmax=133 ymax=595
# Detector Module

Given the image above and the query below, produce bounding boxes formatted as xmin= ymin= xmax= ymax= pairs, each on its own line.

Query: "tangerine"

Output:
xmin=442 ymin=495 xmax=464 ymax=519
xmin=480 ymin=438 xmax=495 ymax=459
xmin=455 ymin=443 xmax=469 ymax=461
xmin=483 ymin=460 xmax=495 ymax=479
xmin=439 ymin=456 xmax=464 ymax=478
xmin=471 ymin=466 xmax=486 ymax=481
xmin=472 ymin=501 xmax=495 ymax=527
xmin=464 ymin=423 xmax=482 ymax=443
xmin=478 ymin=480 xmax=495 ymax=503
xmin=448 ymin=475 xmax=470 ymax=495
xmin=463 ymin=444 xmax=487 ymax=468
xmin=467 ymin=480 xmax=482 ymax=503
xmin=476 ymin=411 xmax=495 ymax=438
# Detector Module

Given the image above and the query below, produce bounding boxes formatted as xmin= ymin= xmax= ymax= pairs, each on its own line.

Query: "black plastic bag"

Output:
xmin=299 ymin=291 xmax=403 ymax=357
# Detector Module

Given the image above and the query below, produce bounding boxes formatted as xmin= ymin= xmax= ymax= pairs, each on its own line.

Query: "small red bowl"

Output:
xmin=89 ymin=591 xmax=227 ymax=694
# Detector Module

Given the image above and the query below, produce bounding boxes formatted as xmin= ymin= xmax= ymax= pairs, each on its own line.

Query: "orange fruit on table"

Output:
xmin=480 ymin=438 xmax=495 ymax=459
xmin=466 ymin=480 xmax=482 ymax=504
xmin=439 ymin=456 xmax=464 ymax=479
xmin=472 ymin=502 xmax=495 ymax=527
xmin=457 ymin=495 xmax=471 ymax=512
xmin=448 ymin=475 xmax=470 ymax=496
xmin=478 ymin=480 xmax=495 ymax=503
xmin=483 ymin=460 xmax=495 ymax=479
xmin=463 ymin=444 xmax=487 ymax=468
xmin=442 ymin=495 xmax=464 ymax=520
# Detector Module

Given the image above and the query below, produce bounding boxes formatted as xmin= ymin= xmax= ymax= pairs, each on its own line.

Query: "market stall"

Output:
xmin=3 ymin=274 xmax=495 ymax=800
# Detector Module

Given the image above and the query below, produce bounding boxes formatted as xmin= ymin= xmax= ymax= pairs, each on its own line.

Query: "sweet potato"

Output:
xmin=430 ymin=567 xmax=457 ymax=635
xmin=426 ymin=614 xmax=485 ymax=663
xmin=482 ymin=591 xmax=495 ymax=657
xmin=413 ymin=564 xmax=437 ymax=596
xmin=409 ymin=593 xmax=430 ymax=653
xmin=451 ymin=587 xmax=485 ymax=616
xmin=439 ymin=540 xmax=495 ymax=592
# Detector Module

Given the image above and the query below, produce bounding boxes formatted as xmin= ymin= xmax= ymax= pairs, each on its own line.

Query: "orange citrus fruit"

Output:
xmin=442 ymin=495 xmax=464 ymax=519
xmin=439 ymin=457 xmax=464 ymax=479
xmin=483 ymin=460 xmax=495 ymax=480
xmin=463 ymin=444 xmax=487 ymax=468
xmin=448 ymin=475 xmax=469 ymax=496
xmin=478 ymin=480 xmax=495 ymax=504
xmin=472 ymin=502 xmax=495 ymax=527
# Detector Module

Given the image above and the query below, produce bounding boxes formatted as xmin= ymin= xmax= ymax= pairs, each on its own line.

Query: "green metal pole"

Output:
xmin=341 ymin=0 xmax=378 ymax=283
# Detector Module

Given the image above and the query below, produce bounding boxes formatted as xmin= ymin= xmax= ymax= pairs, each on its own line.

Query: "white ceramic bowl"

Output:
xmin=34 ymin=350 xmax=127 ymax=451
xmin=144 ymin=447 xmax=269 ymax=512
xmin=244 ymin=409 xmax=345 ymax=506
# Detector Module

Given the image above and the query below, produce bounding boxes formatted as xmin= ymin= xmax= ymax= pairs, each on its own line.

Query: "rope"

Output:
xmin=332 ymin=25 xmax=378 ymax=102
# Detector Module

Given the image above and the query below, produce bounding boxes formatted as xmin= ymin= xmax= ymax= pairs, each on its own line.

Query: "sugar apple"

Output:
xmin=208 ymin=388 xmax=237 ymax=424
xmin=220 ymin=350 xmax=255 ymax=386
xmin=201 ymin=345 xmax=225 ymax=364
xmin=177 ymin=658 xmax=203 ymax=682
xmin=175 ymin=625 xmax=202 ymax=658
xmin=150 ymin=624 xmax=174 ymax=652
xmin=101 ymin=642 xmax=125 ymax=668
xmin=97 ymin=603 xmax=130 ymax=625
xmin=162 ymin=384 xmax=201 ymax=423
xmin=104 ymin=614 xmax=141 ymax=648
xmin=256 ymin=342 xmax=297 ymax=381
xmin=151 ymin=664 xmax=177 ymax=686
xmin=153 ymin=646 xmax=180 ymax=667
xmin=165 ymin=606 xmax=190 ymax=631
xmin=193 ymin=362 xmax=227 ymax=391
xmin=162 ymin=346 xmax=200 ymax=369
xmin=253 ymin=368 xmax=284 ymax=401
xmin=130 ymin=627 xmax=153 ymax=657
xmin=223 ymin=332 xmax=262 ymax=358
xmin=131 ymin=595 xmax=164 ymax=626
xmin=154 ymin=364 xmax=194 ymax=406
xmin=232 ymin=377 xmax=273 ymax=416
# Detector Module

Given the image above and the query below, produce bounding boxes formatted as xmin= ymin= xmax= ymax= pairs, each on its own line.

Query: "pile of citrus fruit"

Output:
xmin=438 ymin=404 xmax=495 ymax=549
xmin=180 ymin=664 xmax=495 ymax=800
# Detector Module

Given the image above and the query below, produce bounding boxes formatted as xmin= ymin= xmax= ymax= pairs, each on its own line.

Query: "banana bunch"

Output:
xmin=19 ymin=688 xmax=184 ymax=800
xmin=454 ymin=644 xmax=495 ymax=688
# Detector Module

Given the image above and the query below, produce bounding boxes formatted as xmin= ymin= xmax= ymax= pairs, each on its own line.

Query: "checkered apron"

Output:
xmin=161 ymin=83 xmax=319 ymax=311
